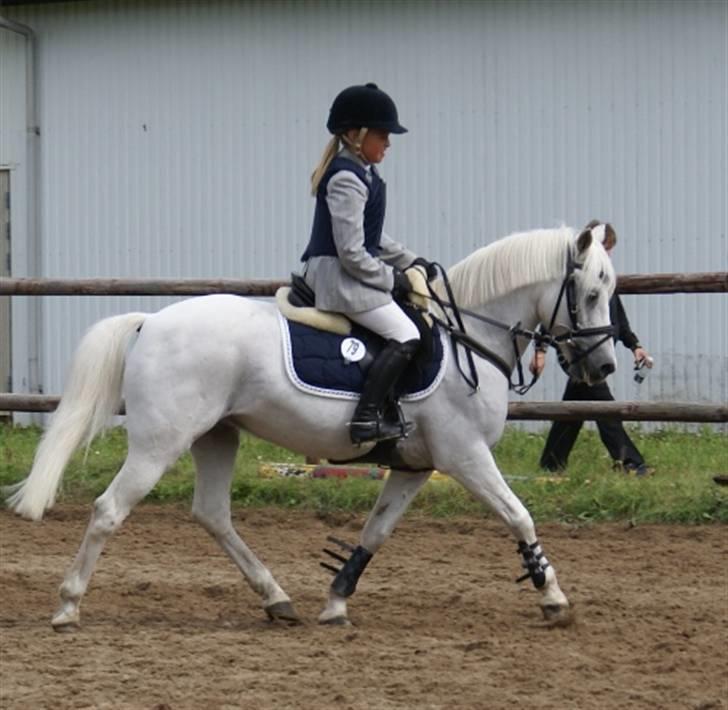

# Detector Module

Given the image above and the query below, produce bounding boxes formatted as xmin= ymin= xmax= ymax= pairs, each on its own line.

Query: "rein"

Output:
xmin=420 ymin=256 xmax=615 ymax=395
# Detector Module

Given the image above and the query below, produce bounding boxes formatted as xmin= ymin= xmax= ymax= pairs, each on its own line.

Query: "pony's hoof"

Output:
xmin=540 ymin=603 xmax=573 ymax=627
xmin=51 ymin=616 xmax=80 ymax=633
xmin=319 ymin=616 xmax=351 ymax=626
xmin=52 ymin=621 xmax=80 ymax=633
xmin=52 ymin=608 xmax=80 ymax=632
xmin=265 ymin=601 xmax=302 ymax=626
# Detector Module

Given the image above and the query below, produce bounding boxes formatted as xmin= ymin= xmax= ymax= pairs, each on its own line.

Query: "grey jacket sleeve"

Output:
xmin=378 ymin=231 xmax=418 ymax=270
xmin=327 ymin=171 xmax=394 ymax=292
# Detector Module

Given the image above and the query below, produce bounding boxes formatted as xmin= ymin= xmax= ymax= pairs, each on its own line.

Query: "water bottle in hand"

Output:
xmin=633 ymin=356 xmax=654 ymax=384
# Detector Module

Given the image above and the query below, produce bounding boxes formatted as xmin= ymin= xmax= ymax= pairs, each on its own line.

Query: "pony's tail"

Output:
xmin=3 ymin=312 xmax=148 ymax=521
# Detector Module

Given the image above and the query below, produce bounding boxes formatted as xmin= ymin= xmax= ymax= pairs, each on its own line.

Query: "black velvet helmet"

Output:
xmin=326 ymin=83 xmax=408 ymax=135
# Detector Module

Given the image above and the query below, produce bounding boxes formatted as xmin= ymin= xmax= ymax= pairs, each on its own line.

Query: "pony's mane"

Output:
xmin=444 ymin=226 xmax=614 ymax=307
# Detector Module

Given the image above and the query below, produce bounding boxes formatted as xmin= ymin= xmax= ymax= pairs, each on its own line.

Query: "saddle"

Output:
xmin=276 ymin=273 xmax=444 ymax=401
xmin=276 ymin=274 xmax=351 ymax=336
xmin=280 ymin=272 xmax=435 ymax=363
xmin=288 ymin=272 xmax=316 ymax=308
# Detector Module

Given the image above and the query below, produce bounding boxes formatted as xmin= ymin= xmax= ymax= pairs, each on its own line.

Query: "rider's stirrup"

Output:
xmin=349 ymin=399 xmax=416 ymax=444
xmin=349 ymin=413 xmax=415 ymax=445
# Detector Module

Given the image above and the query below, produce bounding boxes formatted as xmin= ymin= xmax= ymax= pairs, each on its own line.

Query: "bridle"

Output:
xmin=422 ymin=253 xmax=615 ymax=395
xmin=541 ymin=253 xmax=616 ymax=369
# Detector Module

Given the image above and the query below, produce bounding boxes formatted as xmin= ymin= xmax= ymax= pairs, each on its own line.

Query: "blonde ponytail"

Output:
xmin=310 ymin=136 xmax=341 ymax=196
xmin=310 ymin=128 xmax=369 ymax=196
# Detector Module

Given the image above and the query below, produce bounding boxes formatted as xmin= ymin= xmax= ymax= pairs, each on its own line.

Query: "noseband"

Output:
xmin=424 ymin=253 xmax=614 ymax=394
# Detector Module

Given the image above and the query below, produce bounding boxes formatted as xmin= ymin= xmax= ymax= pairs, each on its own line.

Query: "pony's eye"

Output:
xmin=586 ymin=291 xmax=599 ymax=304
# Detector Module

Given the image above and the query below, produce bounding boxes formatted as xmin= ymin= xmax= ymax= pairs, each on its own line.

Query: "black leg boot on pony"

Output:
xmin=349 ymin=338 xmax=420 ymax=444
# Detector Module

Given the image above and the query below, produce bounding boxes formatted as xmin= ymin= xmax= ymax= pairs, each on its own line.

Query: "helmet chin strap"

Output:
xmin=341 ymin=127 xmax=369 ymax=160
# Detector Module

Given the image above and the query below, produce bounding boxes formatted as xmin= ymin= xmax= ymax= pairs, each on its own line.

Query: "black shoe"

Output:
xmin=540 ymin=457 xmax=566 ymax=474
xmin=620 ymin=462 xmax=654 ymax=477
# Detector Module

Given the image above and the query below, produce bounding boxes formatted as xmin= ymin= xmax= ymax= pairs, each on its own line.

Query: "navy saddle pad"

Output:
xmin=279 ymin=316 xmax=446 ymax=401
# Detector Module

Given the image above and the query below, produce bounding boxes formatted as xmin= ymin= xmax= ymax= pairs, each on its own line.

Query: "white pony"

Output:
xmin=5 ymin=224 xmax=617 ymax=630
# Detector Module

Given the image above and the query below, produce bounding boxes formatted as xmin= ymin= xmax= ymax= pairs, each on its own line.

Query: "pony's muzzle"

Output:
xmin=600 ymin=362 xmax=616 ymax=377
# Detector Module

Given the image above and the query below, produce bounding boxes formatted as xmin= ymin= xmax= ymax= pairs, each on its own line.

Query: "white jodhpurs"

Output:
xmin=349 ymin=302 xmax=421 ymax=344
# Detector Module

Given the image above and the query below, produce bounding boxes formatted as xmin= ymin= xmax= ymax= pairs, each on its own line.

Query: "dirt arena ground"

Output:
xmin=1 ymin=505 xmax=726 ymax=710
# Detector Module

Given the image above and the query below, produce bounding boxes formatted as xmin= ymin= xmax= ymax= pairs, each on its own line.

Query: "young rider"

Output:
xmin=300 ymin=83 xmax=435 ymax=445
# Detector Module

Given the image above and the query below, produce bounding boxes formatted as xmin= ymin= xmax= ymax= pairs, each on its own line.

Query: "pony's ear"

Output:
xmin=581 ymin=219 xmax=618 ymax=249
xmin=576 ymin=228 xmax=593 ymax=254
xmin=603 ymin=222 xmax=617 ymax=248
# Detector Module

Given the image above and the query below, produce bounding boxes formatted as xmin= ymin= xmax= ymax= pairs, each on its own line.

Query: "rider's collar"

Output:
xmin=339 ymin=147 xmax=372 ymax=171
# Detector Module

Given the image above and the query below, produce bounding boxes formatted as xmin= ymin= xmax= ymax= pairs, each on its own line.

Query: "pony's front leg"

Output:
xmin=444 ymin=442 xmax=570 ymax=622
xmin=318 ymin=469 xmax=431 ymax=626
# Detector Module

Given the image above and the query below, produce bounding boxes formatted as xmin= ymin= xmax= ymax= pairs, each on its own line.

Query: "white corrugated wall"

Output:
xmin=1 ymin=0 xmax=726 ymax=426
xmin=0 ymin=23 xmax=35 ymax=402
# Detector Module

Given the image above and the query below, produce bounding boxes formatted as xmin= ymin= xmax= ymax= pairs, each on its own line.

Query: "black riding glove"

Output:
xmin=391 ymin=268 xmax=413 ymax=301
xmin=409 ymin=257 xmax=438 ymax=281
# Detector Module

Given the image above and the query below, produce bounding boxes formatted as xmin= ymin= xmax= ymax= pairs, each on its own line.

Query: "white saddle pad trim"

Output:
xmin=278 ymin=312 xmax=449 ymax=402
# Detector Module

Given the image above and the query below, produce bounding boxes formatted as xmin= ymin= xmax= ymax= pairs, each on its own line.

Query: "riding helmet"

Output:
xmin=326 ymin=83 xmax=408 ymax=135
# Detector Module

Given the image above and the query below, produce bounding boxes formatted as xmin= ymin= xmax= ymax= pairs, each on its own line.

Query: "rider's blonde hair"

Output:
xmin=310 ymin=128 xmax=369 ymax=195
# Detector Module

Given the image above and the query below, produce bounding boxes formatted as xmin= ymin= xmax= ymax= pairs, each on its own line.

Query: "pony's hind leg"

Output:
xmin=52 ymin=442 xmax=179 ymax=631
xmin=190 ymin=424 xmax=300 ymax=625
xmin=443 ymin=442 xmax=570 ymax=623
xmin=319 ymin=469 xmax=432 ymax=626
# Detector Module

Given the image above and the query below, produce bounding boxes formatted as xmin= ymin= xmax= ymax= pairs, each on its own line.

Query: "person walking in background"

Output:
xmin=529 ymin=222 xmax=654 ymax=476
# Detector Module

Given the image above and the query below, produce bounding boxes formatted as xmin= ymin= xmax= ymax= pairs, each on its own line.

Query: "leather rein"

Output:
xmin=421 ymin=257 xmax=615 ymax=395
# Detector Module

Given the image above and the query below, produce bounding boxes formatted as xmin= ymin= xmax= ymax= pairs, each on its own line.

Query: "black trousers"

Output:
xmin=539 ymin=379 xmax=645 ymax=471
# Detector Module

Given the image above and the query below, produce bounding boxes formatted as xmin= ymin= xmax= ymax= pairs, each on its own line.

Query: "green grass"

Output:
xmin=1 ymin=423 xmax=726 ymax=523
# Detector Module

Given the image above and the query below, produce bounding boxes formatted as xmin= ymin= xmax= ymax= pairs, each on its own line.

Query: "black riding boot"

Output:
xmin=349 ymin=338 xmax=420 ymax=445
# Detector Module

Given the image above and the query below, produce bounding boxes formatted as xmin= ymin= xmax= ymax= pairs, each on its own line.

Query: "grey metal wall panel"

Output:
xmin=0 ymin=28 xmax=26 ymax=167
xmin=0 ymin=25 xmax=35 ymax=416
xmin=0 ymin=171 xmax=10 ymax=400
xmin=2 ymin=0 xmax=726 ymax=427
